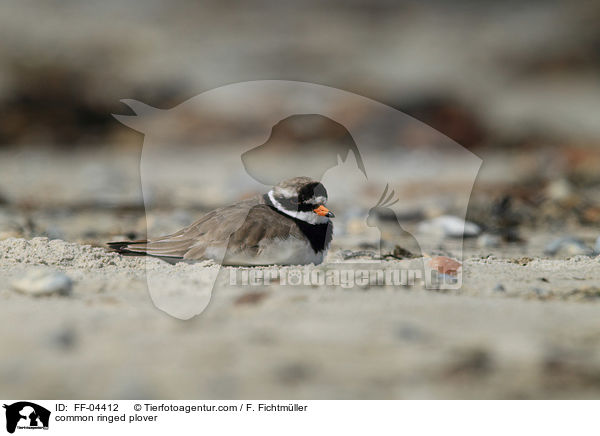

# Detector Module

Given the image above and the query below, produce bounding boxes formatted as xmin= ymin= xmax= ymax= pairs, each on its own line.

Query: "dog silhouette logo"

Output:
xmin=3 ymin=402 xmax=50 ymax=433
xmin=241 ymin=114 xmax=367 ymax=186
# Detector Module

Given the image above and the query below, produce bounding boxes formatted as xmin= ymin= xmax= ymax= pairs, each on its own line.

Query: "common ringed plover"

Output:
xmin=108 ymin=177 xmax=334 ymax=265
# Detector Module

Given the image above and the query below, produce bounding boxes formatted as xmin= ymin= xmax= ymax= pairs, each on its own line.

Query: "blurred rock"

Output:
xmin=445 ymin=348 xmax=492 ymax=376
xmin=50 ymin=327 xmax=77 ymax=350
xmin=493 ymin=283 xmax=506 ymax=292
xmin=580 ymin=206 xmax=600 ymax=225
xmin=234 ymin=291 xmax=269 ymax=306
xmin=275 ymin=362 xmax=313 ymax=385
xmin=544 ymin=237 xmax=593 ymax=257
xmin=11 ymin=267 xmax=73 ymax=296
xmin=563 ymin=287 xmax=600 ymax=302
xmin=545 ymin=178 xmax=573 ymax=202
xmin=532 ymin=287 xmax=551 ymax=299
xmin=418 ymin=215 xmax=480 ymax=238
xmin=395 ymin=323 xmax=427 ymax=342
xmin=0 ymin=209 xmax=26 ymax=240
xmin=478 ymin=234 xmax=501 ymax=248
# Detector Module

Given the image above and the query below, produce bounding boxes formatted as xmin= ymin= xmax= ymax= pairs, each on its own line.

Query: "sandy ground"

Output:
xmin=1 ymin=233 xmax=600 ymax=399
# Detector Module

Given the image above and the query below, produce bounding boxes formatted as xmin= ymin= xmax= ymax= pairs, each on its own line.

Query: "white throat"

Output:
xmin=268 ymin=191 xmax=330 ymax=225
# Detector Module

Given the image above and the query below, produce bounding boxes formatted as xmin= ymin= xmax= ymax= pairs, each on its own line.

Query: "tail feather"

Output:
xmin=107 ymin=239 xmax=189 ymax=261
xmin=107 ymin=240 xmax=149 ymax=256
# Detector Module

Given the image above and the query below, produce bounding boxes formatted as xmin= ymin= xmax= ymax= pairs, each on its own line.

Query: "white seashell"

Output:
xmin=418 ymin=215 xmax=481 ymax=238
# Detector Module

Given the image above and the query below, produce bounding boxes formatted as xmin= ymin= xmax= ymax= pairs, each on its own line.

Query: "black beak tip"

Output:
xmin=326 ymin=211 xmax=335 ymax=218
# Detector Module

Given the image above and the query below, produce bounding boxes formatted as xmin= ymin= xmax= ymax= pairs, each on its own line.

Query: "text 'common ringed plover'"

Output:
xmin=108 ymin=177 xmax=334 ymax=266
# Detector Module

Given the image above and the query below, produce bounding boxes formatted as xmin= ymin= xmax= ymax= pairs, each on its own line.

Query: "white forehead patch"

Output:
xmin=275 ymin=187 xmax=296 ymax=198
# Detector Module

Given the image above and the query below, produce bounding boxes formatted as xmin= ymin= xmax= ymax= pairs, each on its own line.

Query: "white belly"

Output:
xmin=222 ymin=237 xmax=326 ymax=266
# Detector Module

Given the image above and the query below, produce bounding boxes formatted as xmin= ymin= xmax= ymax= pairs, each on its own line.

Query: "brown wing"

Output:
xmin=224 ymin=204 xmax=299 ymax=257
xmin=108 ymin=197 xmax=265 ymax=260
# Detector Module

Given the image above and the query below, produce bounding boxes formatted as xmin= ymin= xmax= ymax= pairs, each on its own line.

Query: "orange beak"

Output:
xmin=313 ymin=205 xmax=334 ymax=217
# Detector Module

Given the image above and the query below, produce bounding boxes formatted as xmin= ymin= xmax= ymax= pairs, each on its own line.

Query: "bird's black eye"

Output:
xmin=298 ymin=182 xmax=327 ymax=204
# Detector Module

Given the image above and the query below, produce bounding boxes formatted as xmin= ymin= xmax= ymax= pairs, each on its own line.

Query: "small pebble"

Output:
xmin=545 ymin=178 xmax=573 ymax=202
xmin=493 ymin=283 xmax=506 ymax=292
xmin=51 ymin=327 xmax=77 ymax=349
xmin=234 ymin=291 xmax=269 ymax=306
xmin=544 ymin=237 xmax=593 ymax=257
xmin=594 ymin=236 xmax=600 ymax=255
xmin=533 ymin=287 xmax=550 ymax=298
xmin=428 ymin=256 xmax=462 ymax=276
xmin=418 ymin=215 xmax=481 ymax=238
xmin=11 ymin=267 xmax=73 ymax=296
xmin=396 ymin=323 xmax=425 ymax=342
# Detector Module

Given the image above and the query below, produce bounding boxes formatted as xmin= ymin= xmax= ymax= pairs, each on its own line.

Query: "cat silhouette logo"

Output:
xmin=3 ymin=402 xmax=50 ymax=433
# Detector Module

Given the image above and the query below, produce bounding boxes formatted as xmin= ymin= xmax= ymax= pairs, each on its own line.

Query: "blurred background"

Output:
xmin=1 ymin=0 xmax=600 ymax=249
xmin=1 ymin=0 xmax=600 ymax=399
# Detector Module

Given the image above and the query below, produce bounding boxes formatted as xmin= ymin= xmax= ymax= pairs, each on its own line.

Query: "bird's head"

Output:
xmin=267 ymin=177 xmax=334 ymax=224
